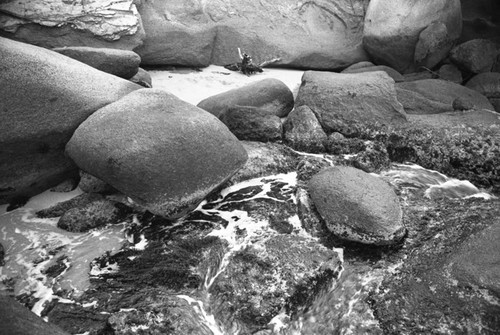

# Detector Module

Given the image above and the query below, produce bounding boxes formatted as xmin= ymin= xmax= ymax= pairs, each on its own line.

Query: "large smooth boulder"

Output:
xmin=0 ymin=37 xmax=139 ymax=205
xmin=341 ymin=65 xmax=404 ymax=82
xmin=66 ymin=89 xmax=248 ymax=218
xmin=396 ymin=79 xmax=494 ymax=114
xmin=52 ymin=47 xmax=141 ymax=79
xmin=0 ymin=0 xmax=144 ymax=50
xmin=0 ymin=294 xmax=69 ymax=335
xmin=197 ymin=78 xmax=294 ymax=118
xmin=295 ymin=71 xmax=407 ymax=136
xmin=135 ymin=0 xmax=369 ymax=69
xmin=308 ymin=166 xmax=406 ymax=245
xmin=450 ymin=39 xmax=500 ymax=73
xmin=363 ymin=0 xmax=462 ymax=73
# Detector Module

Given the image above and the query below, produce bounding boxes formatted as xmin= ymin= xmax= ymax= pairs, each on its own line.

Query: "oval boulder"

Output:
xmin=66 ymin=89 xmax=248 ymax=218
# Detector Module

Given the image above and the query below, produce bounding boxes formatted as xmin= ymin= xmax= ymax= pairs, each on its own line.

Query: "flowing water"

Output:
xmin=0 ymin=162 xmax=493 ymax=334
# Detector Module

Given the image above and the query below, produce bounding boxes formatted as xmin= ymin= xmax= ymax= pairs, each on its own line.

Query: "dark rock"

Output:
xmin=402 ymin=71 xmax=435 ymax=82
xmin=77 ymin=171 xmax=116 ymax=194
xmin=450 ymin=38 xmax=500 ymax=73
xmin=308 ymin=166 xmax=406 ymax=245
xmin=219 ymin=106 xmax=282 ymax=142
xmin=197 ymin=78 xmax=294 ymax=118
xmin=46 ymin=303 xmax=111 ymax=335
xmin=0 ymin=0 xmax=145 ymax=51
xmin=0 ymin=294 xmax=69 ymax=335
xmin=460 ymin=0 xmax=500 ymax=43
xmin=295 ymin=71 xmax=407 ymax=136
xmin=0 ymin=37 xmax=139 ymax=206
xmin=347 ymin=141 xmax=391 ymax=173
xmin=0 ymin=242 xmax=4 ymax=266
xmin=385 ymin=115 xmax=500 ymax=192
xmin=49 ymin=178 xmax=79 ymax=193
xmin=53 ymin=46 xmax=141 ymax=79
xmin=66 ymin=89 xmax=248 ymax=218
xmin=209 ymin=234 xmax=342 ymax=333
xmin=228 ymin=141 xmax=298 ymax=184
xmin=341 ymin=65 xmax=404 ymax=82
xmin=36 ymin=193 xmax=104 ymax=218
xmin=437 ymin=63 xmax=463 ymax=83
xmin=363 ymin=0 xmax=462 ymax=73
xmin=129 ymin=68 xmax=152 ymax=88
xmin=135 ymin=0 xmax=369 ymax=70
xmin=57 ymin=199 xmax=123 ymax=232
xmin=283 ymin=105 xmax=328 ymax=153
xmin=452 ymin=97 xmax=474 ymax=110
xmin=396 ymin=79 xmax=494 ymax=114
xmin=372 ymin=198 xmax=500 ymax=334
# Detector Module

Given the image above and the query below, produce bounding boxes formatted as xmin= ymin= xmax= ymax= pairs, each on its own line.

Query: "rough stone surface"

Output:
xmin=219 ymin=106 xmax=282 ymax=142
xmin=135 ymin=0 xmax=369 ymax=69
xmin=0 ymin=0 xmax=145 ymax=50
xmin=36 ymin=193 xmax=104 ymax=218
xmin=197 ymin=78 xmax=294 ymax=118
xmin=0 ymin=37 xmax=139 ymax=205
xmin=283 ymin=105 xmax=328 ymax=153
xmin=228 ymin=141 xmax=299 ymax=184
xmin=396 ymin=79 xmax=494 ymax=114
xmin=450 ymin=38 xmax=500 ymax=73
xmin=341 ymin=65 xmax=404 ymax=82
xmin=210 ymin=234 xmax=342 ymax=333
xmin=52 ymin=46 xmax=141 ymax=79
xmin=0 ymin=294 xmax=69 ymax=335
xmin=452 ymin=97 xmax=474 ymax=111
xmin=438 ymin=63 xmax=463 ymax=83
xmin=66 ymin=89 xmax=248 ymax=218
xmin=308 ymin=166 xmax=406 ymax=245
xmin=57 ymin=199 xmax=123 ymax=233
xmin=78 ymin=171 xmax=116 ymax=194
xmin=295 ymin=71 xmax=407 ymax=136
xmin=373 ymin=198 xmax=500 ymax=334
xmin=363 ymin=0 xmax=462 ymax=73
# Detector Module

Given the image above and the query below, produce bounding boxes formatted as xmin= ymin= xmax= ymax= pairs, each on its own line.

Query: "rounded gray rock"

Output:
xmin=66 ymin=89 xmax=248 ymax=218
xmin=308 ymin=166 xmax=406 ymax=245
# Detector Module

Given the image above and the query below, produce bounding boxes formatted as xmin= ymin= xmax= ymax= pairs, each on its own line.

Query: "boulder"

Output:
xmin=342 ymin=61 xmax=376 ymax=72
xmin=66 ymin=89 xmax=248 ymax=218
xmin=283 ymin=105 xmax=328 ymax=153
xmin=219 ymin=106 xmax=282 ymax=142
xmin=402 ymin=71 xmax=435 ymax=82
xmin=135 ymin=0 xmax=369 ymax=69
xmin=129 ymin=68 xmax=152 ymax=88
xmin=0 ymin=37 xmax=139 ymax=205
xmin=466 ymin=73 xmax=500 ymax=111
xmin=57 ymin=199 xmax=123 ymax=233
xmin=363 ymin=0 xmax=462 ymax=73
xmin=78 ymin=171 xmax=116 ymax=194
xmin=438 ymin=63 xmax=463 ymax=83
xmin=0 ymin=0 xmax=144 ymax=50
xmin=0 ymin=242 xmax=4 ymax=266
xmin=396 ymin=79 xmax=494 ymax=114
xmin=197 ymin=78 xmax=294 ymax=118
xmin=308 ymin=166 xmax=406 ymax=245
xmin=295 ymin=71 xmax=407 ymax=136
xmin=341 ymin=65 xmax=404 ymax=82
xmin=52 ymin=46 xmax=141 ymax=79
xmin=36 ymin=193 xmax=104 ymax=218
xmin=450 ymin=39 xmax=500 ymax=73
xmin=228 ymin=141 xmax=298 ymax=184
xmin=0 ymin=294 xmax=70 ymax=335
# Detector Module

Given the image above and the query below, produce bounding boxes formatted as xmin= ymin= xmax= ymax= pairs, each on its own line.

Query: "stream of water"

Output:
xmin=0 ymin=163 xmax=494 ymax=334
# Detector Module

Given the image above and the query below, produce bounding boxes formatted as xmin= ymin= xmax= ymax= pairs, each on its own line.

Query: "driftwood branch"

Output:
xmin=224 ymin=48 xmax=281 ymax=75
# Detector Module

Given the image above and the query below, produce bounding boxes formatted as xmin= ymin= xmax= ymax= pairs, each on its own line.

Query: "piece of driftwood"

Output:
xmin=224 ymin=48 xmax=281 ymax=75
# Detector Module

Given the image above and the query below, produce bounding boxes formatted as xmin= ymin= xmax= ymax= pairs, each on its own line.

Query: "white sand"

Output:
xmin=148 ymin=65 xmax=305 ymax=105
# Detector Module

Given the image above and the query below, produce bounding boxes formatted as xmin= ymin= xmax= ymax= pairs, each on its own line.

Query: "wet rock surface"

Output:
xmin=219 ymin=106 xmax=282 ymax=142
